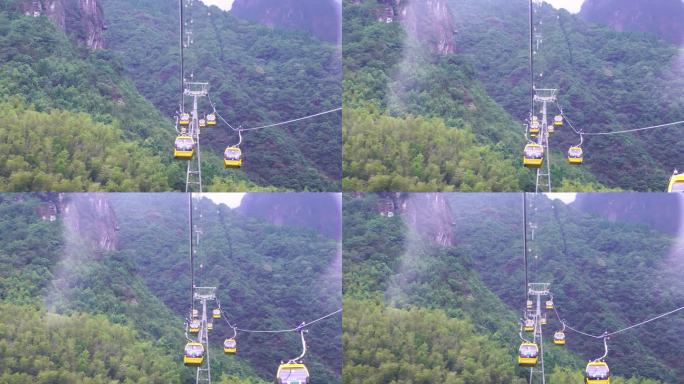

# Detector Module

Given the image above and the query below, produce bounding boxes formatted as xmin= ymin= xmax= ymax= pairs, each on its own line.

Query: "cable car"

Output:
xmin=585 ymin=361 xmax=610 ymax=384
xmin=212 ymin=308 xmax=221 ymax=319
xmin=189 ymin=319 xmax=200 ymax=334
xmin=179 ymin=113 xmax=190 ymax=126
xmin=554 ymin=115 xmax=563 ymax=126
xmin=547 ymin=124 xmax=554 ymax=135
xmin=545 ymin=300 xmax=554 ymax=310
xmin=523 ymin=318 xmax=535 ymax=332
xmin=526 ymin=300 xmax=533 ymax=309
xmin=192 ymin=309 xmax=199 ymax=319
xmin=532 ymin=116 xmax=539 ymax=122
xmin=518 ymin=342 xmax=539 ymax=367
xmin=568 ymin=146 xmax=583 ymax=165
xmin=174 ymin=135 xmax=195 ymax=160
xmin=183 ymin=342 xmax=205 ymax=366
xmin=207 ymin=322 xmax=213 ymax=331
xmin=540 ymin=315 xmax=547 ymax=325
xmin=523 ymin=144 xmax=544 ymax=168
xmin=667 ymin=171 xmax=684 ymax=192
xmin=224 ymin=147 xmax=242 ymax=168
xmin=199 ymin=119 xmax=207 ymax=128
xmin=207 ymin=113 xmax=217 ymax=126
xmin=553 ymin=331 xmax=566 ymax=345
xmin=223 ymin=338 xmax=237 ymax=354
xmin=529 ymin=121 xmax=540 ymax=135
xmin=276 ymin=362 xmax=310 ymax=384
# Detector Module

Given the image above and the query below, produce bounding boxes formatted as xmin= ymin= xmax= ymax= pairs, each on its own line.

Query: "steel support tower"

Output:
xmin=533 ymin=89 xmax=556 ymax=192
xmin=184 ymin=82 xmax=208 ymax=192
xmin=194 ymin=286 xmax=216 ymax=384
xmin=528 ymin=282 xmax=550 ymax=384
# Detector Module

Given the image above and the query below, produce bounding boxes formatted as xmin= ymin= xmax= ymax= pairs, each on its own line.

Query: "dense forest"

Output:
xmin=342 ymin=193 xmax=682 ymax=382
xmin=0 ymin=193 xmax=341 ymax=383
xmin=342 ymin=0 xmax=683 ymax=191
xmin=0 ymin=0 xmax=340 ymax=191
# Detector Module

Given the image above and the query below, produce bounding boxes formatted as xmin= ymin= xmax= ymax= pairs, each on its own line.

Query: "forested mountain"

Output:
xmin=0 ymin=193 xmax=341 ymax=383
xmin=580 ymin=0 xmax=684 ymax=45
xmin=343 ymin=193 xmax=682 ymax=382
xmin=101 ymin=0 xmax=341 ymax=191
xmin=0 ymin=0 xmax=339 ymax=191
xmin=343 ymin=0 xmax=683 ymax=191
xmin=231 ymin=0 xmax=341 ymax=44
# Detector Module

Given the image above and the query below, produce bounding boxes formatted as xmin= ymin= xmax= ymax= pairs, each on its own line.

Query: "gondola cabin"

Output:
xmin=523 ymin=318 xmax=535 ymax=332
xmin=207 ymin=113 xmax=217 ymax=126
xmin=189 ymin=319 xmax=201 ymax=334
xmin=223 ymin=338 xmax=237 ymax=354
xmin=667 ymin=172 xmax=684 ymax=192
xmin=224 ymin=147 xmax=242 ymax=168
xmin=518 ymin=342 xmax=539 ymax=367
xmin=523 ymin=144 xmax=544 ymax=168
xmin=554 ymin=115 xmax=563 ymax=126
xmin=568 ymin=146 xmax=584 ymax=165
xmin=179 ymin=113 xmax=191 ymax=126
xmin=526 ymin=300 xmax=533 ymax=309
xmin=540 ymin=315 xmax=547 ymax=326
xmin=174 ymin=136 xmax=195 ymax=160
xmin=545 ymin=300 xmax=554 ymax=310
xmin=199 ymin=119 xmax=207 ymax=128
xmin=529 ymin=121 xmax=540 ymax=135
xmin=276 ymin=362 xmax=310 ymax=384
xmin=183 ymin=342 xmax=205 ymax=366
xmin=192 ymin=309 xmax=199 ymax=319
xmin=207 ymin=322 xmax=213 ymax=331
xmin=585 ymin=361 xmax=610 ymax=384
xmin=212 ymin=308 xmax=221 ymax=319
xmin=553 ymin=331 xmax=566 ymax=345
xmin=547 ymin=124 xmax=554 ymax=135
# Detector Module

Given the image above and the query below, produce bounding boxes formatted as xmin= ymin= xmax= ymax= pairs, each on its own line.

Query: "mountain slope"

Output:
xmin=448 ymin=0 xmax=684 ymax=190
xmin=101 ymin=0 xmax=342 ymax=191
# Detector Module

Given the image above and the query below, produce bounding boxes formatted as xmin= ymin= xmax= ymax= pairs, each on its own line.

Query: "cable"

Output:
xmin=583 ymin=120 xmax=684 ymax=136
xmin=239 ymin=108 xmax=342 ymax=131
xmin=235 ymin=308 xmax=342 ymax=333
xmin=554 ymin=304 xmax=684 ymax=339
xmin=207 ymin=93 xmax=239 ymax=131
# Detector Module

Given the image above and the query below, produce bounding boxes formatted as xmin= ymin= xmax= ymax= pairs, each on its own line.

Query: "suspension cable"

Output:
xmin=554 ymin=304 xmax=684 ymax=339
xmin=234 ymin=308 xmax=342 ymax=333
xmin=239 ymin=108 xmax=342 ymax=131
xmin=556 ymin=103 xmax=684 ymax=136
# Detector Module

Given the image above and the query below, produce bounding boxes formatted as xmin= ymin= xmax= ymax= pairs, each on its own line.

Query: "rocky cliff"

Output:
xmin=231 ymin=0 xmax=341 ymax=44
xmin=20 ymin=0 xmax=106 ymax=50
xmin=61 ymin=193 xmax=118 ymax=252
xmin=376 ymin=192 xmax=454 ymax=246
xmin=580 ymin=0 xmax=684 ymax=45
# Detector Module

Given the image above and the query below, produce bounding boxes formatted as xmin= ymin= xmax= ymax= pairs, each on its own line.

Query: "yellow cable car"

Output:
xmin=174 ymin=135 xmax=195 ymax=160
xmin=192 ymin=309 xmax=199 ymax=319
xmin=585 ymin=361 xmax=610 ymax=384
xmin=518 ymin=342 xmax=539 ymax=367
xmin=547 ymin=124 xmax=554 ymax=135
xmin=276 ymin=362 xmax=310 ymax=384
xmin=179 ymin=113 xmax=190 ymax=126
xmin=199 ymin=119 xmax=207 ymax=128
xmin=526 ymin=300 xmax=533 ymax=309
xmin=523 ymin=144 xmax=544 ymax=168
xmin=667 ymin=171 xmax=684 ymax=192
xmin=568 ymin=146 xmax=584 ymax=165
xmin=554 ymin=115 xmax=563 ymax=126
xmin=553 ymin=331 xmax=566 ymax=345
xmin=207 ymin=113 xmax=217 ymax=126
xmin=545 ymin=300 xmax=554 ymax=310
xmin=189 ymin=319 xmax=200 ymax=334
xmin=223 ymin=338 xmax=237 ymax=354
xmin=529 ymin=121 xmax=540 ymax=135
xmin=224 ymin=147 xmax=242 ymax=168
xmin=212 ymin=308 xmax=221 ymax=319
xmin=183 ymin=342 xmax=205 ymax=366
xmin=523 ymin=318 xmax=535 ymax=332
xmin=540 ymin=315 xmax=547 ymax=325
